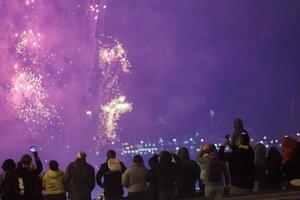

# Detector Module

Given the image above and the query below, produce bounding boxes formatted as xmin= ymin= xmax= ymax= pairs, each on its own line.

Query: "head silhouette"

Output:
xmin=107 ymin=149 xmax=116 ymax=160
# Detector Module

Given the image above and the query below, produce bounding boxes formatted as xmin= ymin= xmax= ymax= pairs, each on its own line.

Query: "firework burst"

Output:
xmin=8 ymin=69 xmax=62 ymax=136
xmin=97 ymin=95 xmax=132 ymax=144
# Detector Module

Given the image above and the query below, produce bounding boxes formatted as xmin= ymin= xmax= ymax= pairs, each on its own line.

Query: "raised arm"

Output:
xmin=96 ymin=164 xmax=105 ymax=188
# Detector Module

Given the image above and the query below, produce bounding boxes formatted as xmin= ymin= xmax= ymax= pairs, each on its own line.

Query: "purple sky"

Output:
xmin=0 ymin=0 xmax=300 ymax=167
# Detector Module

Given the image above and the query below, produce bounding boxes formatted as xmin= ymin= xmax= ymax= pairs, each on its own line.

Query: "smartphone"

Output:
xmin=30 ymin=146 xmax=37 ymax=153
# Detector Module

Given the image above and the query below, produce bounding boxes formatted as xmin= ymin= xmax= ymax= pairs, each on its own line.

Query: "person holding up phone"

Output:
xmin=17 ymin=146 xmax=43 ymax=200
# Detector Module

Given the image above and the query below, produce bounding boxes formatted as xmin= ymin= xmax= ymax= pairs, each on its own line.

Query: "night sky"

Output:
xmin=0 ymin=0 xmax=300 ymax=168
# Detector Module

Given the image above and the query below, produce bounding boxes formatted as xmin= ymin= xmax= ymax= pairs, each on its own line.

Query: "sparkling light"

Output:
xmin=98 ymin=38 xmax=131 ymax=73
xmin=8 ymin=70 xmax=62 ymax=136
xmin=99 ymin=95 xmax=132 ymax=142
xmin=16 ymin=30 xmax=42 ymax=55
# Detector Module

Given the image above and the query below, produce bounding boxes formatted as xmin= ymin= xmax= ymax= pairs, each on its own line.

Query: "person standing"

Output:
xmin=199 ymin=145 xmax=229 ymax=199
xmin=254 ymin=143 xmax=267 ymax=190
xmin=122 ymin=155 xmax=148 ymax=200
xmin=43 ymin=160 xmax=66 ymax=200
xmin=176 ymin=147 xmax=199 ymax=198
xmin=231 ymin=118 xmax=250 ymax=147
xmin=17 ymin=152 xmax=43 ymax=200
xmin=219 ymin=134 xmax=255 ymax=195
xmin=149 ymin=151 xmax=177 ymax=200
xmin=64 ymin=152 xmax=95 ymax=200
xmin=96 ymin=149 xmax=126 ymax=200
xmin=0 ymin=159 xmax=19 ymax=200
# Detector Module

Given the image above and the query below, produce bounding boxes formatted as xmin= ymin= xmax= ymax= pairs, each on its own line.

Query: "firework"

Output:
xmin=16 ymin=29 xmax=42 ymax=55
xmin=8 ymin=69 xmax=62 ymax=136
xmin=98 ymin=37 xmax=131 ymax=73
xmin=99 ymin=95 xmax=132 ymax=142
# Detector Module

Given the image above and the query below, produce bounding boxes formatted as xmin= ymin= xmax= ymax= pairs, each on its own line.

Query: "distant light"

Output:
xmin=297 ymin=133 xmax=300 ymax=137
xmin=270 ymin=140 xmax=274 ymax=144
xmin=172 ymin=138 xmax=177 ymax=142
xmin=250 ymin=138 xmax=254 ymax=142
xmin=176 ymin=147 xmax=179 ymax=151
xmin=140 ymin=140 xmax=144 ymax=144
xmin=189 ymin=137 xmax=193 ymax=141
xmin=275 ymin=139 xmax=278 ymax=143
xmin=86 ymin=110 xmax=92 ymax=115
xmin=266 ymin=144 xmax=269 ymax=148
xmin=263 ymin=136 xmax=267 ymax=140
xmin=200 ymin=138 xmax=204 ymax=142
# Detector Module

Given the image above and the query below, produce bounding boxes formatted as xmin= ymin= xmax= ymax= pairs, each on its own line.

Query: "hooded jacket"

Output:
xmin=96 ymin=159 xmax=126 ymax=197
xmin=43 ymin=170 xmax=65 ymax=195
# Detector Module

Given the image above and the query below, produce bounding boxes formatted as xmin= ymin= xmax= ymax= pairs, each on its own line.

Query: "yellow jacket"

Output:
xmin=43 ymin=170 xmax=65 ymax=195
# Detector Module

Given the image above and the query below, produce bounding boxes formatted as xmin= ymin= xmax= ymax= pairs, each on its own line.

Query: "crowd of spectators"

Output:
xmin=1 ymin=118 xmax=300 ymax=200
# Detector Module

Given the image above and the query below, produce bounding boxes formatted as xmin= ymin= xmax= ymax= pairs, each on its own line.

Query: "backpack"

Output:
xmin=208 ymin=159 xmax=224 ymax=183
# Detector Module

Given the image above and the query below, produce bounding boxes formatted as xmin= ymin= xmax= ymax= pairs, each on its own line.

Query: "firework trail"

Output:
xmin=4 ymin=0 xmax=63 ymax=137
xmin=92 ymin=35 xmax=133 ymax=146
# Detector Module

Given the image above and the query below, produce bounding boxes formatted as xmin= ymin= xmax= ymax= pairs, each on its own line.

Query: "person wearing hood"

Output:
xmin=176 ymin=147 xmax=199 ymax=198
xmin=64 ymin=152 xmax=95 ymax=200
xmin=96 ymin=149 xmax=126 ymax=200
xmin=43 ymin=160 xmax=66 ymax=200
xmin=17 ymin=152 xmax=43 ymax=200
xmin=0 ymin=159 xmax=19 ymax=200
xmin=122 ymin=155 xmax=148 ymax=200
xmin=199 ymin=145 xmax=229 ymax=199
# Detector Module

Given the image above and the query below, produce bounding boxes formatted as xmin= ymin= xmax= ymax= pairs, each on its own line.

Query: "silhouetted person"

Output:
xmin=43 ymin=160 xmax=66 ymax=200
xmin=198 ymin=145 xmax=229 ymax=199
xmin=281 ymin=137 xmax=300 ymax=187
xmin=17 ymin=152 xmax=43 ymax=200
xmin=254 ymin=143 xmax=267 ymax=190
xmin=176 ymin=147 xmax=199 ymax=198
xmin=219 ymin=134 xmax=254 ymax=195
xmin=64 ymin=152 xmax=95 ymax=200
xmin=231 ymin=118 xmax=250 ymax=147
xmin=122 ymin=155 xmax=148 ymax=200
xmin=149 ymin=151 xmax=177 ymax=200
xmin=148 ymin=156 xmax=158 ymax=200
xmin=266 ymin=147 xmax=282 ymax=188
xmin=0 ymin=159 xmax=19 ymax=200
xmin=96 ymin=149 xmax=126 ymax=200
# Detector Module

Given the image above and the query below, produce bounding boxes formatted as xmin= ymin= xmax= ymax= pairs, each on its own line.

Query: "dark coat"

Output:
xmin=148 ymin=152 xmax=177 ymax=192
xmin=96 ymin=159 xmax=126 ymax=198
xmin=17 ymin=157 xmax=43 ymax=200
xmin=0 ymin=171 xmax=19 ymax=200
xmin=219 ymin=145 xmax=255 ymax=189
xmin=266 ymin=147 xmax=282 ymax=186
xmin=176 ymin=158 xmax=199 ymax=198
xmin=64 ymin=159 xmax=95 ymax=200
